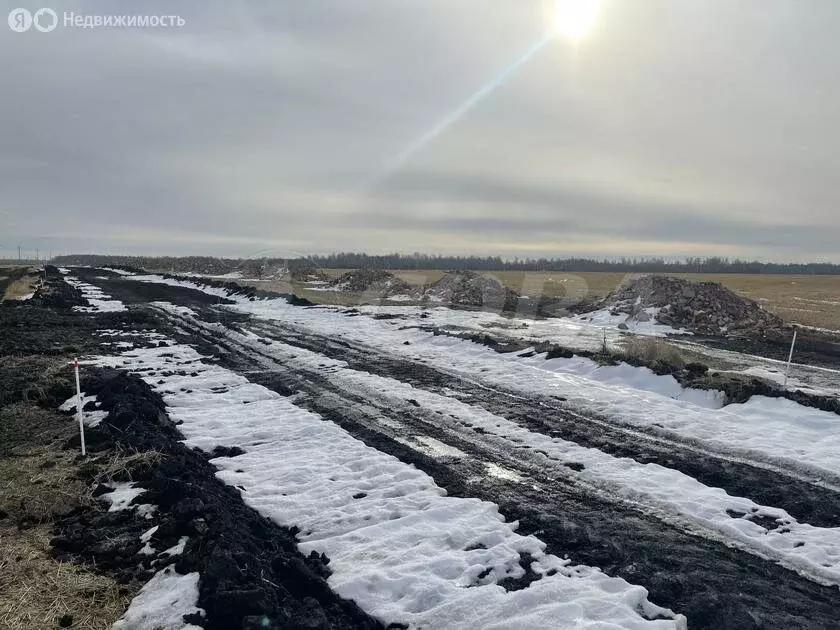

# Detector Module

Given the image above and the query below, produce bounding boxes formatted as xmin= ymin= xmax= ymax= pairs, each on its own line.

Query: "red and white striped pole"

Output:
xmin=73 ymin=358 xmax=86 ymax=456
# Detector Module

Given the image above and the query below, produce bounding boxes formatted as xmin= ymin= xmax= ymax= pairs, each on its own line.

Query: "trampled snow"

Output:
xmin=112 ymin=566 xmax=204 ymax=630
xmin=94 ymin=336 xmax=685 ymax=628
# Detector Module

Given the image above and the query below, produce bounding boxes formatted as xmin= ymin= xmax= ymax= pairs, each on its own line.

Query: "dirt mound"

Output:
xmin=426 ymin=271 xmax=519 ymax=311
xmin=329 ymin=269 xmax=413 ymax=297
xmin=606 ymin=275 xmax=784 ymax=335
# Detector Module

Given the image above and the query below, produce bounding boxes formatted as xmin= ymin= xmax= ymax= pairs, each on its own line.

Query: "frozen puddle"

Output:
xmin=96 ymin=339 xmax=685 ymax=629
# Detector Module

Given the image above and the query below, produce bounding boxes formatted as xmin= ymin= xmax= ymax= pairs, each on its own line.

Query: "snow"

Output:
xmin=162 ymin=536 xmax=189 ymax=557
xmin=139 ymin=525 xmax=159 ymax=556
xmin=128 ymin=274 xmax=234 ymax=301
xmin=520 ymin=354 xmax=723 ymax=409
xmin=65 ymin=275 xmax=126 ymax=312
xmin=112 ymin=566 xmax=204 ymax=630
xmin=136 ymin=503 xmax=158 ymax=519
xmin=100 ymin=482 xmax=146 ymax=512
xmin=162 ymin=313 xmax=840 ymax=588
xmin=732 ymin=365 xmax=837 ymax=396
xmin=94 ymin=336 xmax=684 ymax=629
xmin=206 ymin=295 xmax=840 ymax=480
xmin=58 ymin=392 xmax=108 ymax=426
xmin=140 ymin=525 xmax=159 ymax=543
xmin=569 ymin=306 xmax=690 ymax=336
xmin=100 ymin=267 xmax=135 ymax=276
xmin=485 ymin=463 xmax=523 ymax=483
xmin=59 ymin=392 xmax=95 ymax=411
xmin=400 ymin=435 xmax=468 ymax=459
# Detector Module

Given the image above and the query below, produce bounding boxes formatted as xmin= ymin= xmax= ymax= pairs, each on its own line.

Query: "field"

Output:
xmin=4 ymin=267 xmax=840 ymax=628
xmin=242 ymin=269 xmax=840 ymax=331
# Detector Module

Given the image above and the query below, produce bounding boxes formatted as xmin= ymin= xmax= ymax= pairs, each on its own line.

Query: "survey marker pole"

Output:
xmin=73 ymin=358 xmax=86 ymax=456
xmin=783 ymin=329 xmax=798 ymax=389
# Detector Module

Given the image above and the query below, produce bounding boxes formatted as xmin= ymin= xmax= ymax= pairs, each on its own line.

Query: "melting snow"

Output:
xmin=112 ymin=566 xmax=204 ymax=630
xmin=100 ymin=482 xmax=146 ymax=512
xmin=94 ymin=336 xmax=685 ymax=628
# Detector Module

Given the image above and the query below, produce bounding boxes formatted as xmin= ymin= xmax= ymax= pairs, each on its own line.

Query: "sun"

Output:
xmin=552 ymin=0 xmax=602 ymax=40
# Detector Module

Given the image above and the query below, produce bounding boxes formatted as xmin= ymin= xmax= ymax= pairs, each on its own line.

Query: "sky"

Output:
xmin=1 ymin=0 xmax=839 ymax=262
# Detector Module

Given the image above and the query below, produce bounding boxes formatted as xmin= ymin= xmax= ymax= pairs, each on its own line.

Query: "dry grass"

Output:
xmin=1 ymin=267 xmax=40 ymax=302
xmin=0 ymin=525 xmax=131 ymax=630
xmin=93 ymin=449 xmax=164 ymax=485
xmin=0 ymin=400 xmax=138 ymax=628
xmin=243 ymin=269 xmax=840 ymax=330
xmin=621 ymin=336 xmax=686 ymax=371
xmin=0 ymin=356 xmax=74 ymax=408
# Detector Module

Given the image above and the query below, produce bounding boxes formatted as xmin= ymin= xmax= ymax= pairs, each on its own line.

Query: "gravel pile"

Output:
xmin=426 ymin=271 xmax=519 ymax=311
xmin=607 ymin=275 xmax=783 ymax=335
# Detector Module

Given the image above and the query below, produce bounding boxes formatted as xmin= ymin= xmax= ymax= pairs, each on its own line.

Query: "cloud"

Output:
xmin=1 ymin=0 xmax=838 ymax=262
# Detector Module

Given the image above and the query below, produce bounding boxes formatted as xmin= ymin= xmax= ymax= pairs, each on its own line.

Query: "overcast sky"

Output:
xmin=2 ymin=0 xmax=839 ymax=261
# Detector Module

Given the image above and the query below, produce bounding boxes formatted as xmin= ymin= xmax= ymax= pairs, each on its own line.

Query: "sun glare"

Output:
xmin=553 ymin=0 xmax=602 ymax=40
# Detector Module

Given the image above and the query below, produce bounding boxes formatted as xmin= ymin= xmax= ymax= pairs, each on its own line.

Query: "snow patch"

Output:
xmin=100 ymin=482 xmax=146 ymax=512
xmin=112 ymin=566 xmax=204 ymax=630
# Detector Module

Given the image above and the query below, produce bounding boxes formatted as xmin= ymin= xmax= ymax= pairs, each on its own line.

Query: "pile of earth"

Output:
xmin=604 ymin=275 xmax=784 ymax=335
xmin=329 ymin=269 xmax=414 ymax=298
xmin=426 ymin=271 xmax=519 ymax=311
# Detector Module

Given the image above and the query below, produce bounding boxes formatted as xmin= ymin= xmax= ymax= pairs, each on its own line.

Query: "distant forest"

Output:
xmin=52 ymin=253 xmax=840 ymax=276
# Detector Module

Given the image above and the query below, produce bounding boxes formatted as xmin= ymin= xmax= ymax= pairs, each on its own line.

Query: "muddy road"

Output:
xmin=68 ymin=268 xmax=840 ymax=628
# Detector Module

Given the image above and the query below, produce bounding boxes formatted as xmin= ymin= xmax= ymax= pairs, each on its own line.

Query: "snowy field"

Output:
xmin=61 ymin=270 xmax=840 ymax=628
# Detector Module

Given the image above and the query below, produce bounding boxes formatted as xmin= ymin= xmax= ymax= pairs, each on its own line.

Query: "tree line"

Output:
xmin=53 ymin=253 xmax=840 ymax=275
